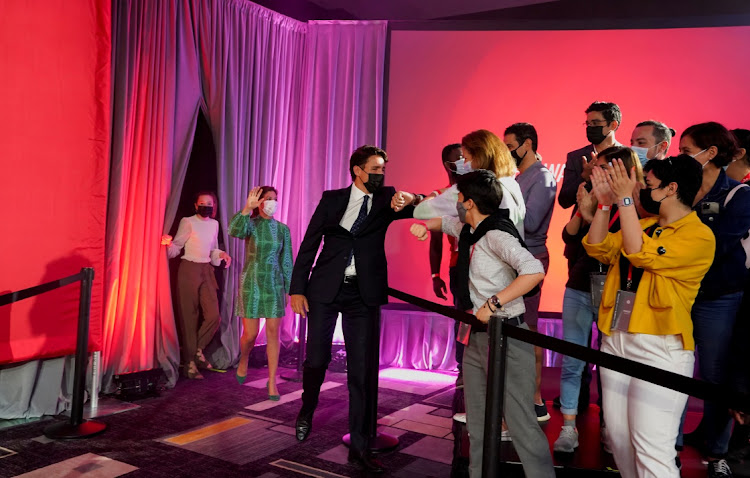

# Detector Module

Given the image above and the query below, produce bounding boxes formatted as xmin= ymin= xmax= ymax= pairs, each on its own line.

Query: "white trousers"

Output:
xmin=600 ymin=331 xmax=694 ymax=478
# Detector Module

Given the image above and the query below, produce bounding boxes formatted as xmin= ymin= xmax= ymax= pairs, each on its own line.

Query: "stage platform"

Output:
xmin=0 ymin=365 xmax=746 ymax=477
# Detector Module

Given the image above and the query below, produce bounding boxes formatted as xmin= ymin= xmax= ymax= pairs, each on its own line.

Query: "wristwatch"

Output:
xmin=489 ymin=295 xmax=503 ymax=309
xmin=619 ymin=196 xmax=634 ymax=207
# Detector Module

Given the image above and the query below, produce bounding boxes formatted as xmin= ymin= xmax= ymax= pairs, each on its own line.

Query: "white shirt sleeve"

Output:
xmin=414 ymin=185 xmax=459 ymax=219
xmin=168 ymin=218 xmax=190 ymax=259
xmin=441 ymin=215 xmax=463 ymax=238
xmin=485 ymin=230 xmax=544 ymax=276
xmin=209 ymin=221 xmax=224 ymax=266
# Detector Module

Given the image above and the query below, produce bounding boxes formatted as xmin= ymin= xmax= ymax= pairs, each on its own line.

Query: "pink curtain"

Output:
xmin=105 ymin=0 xmax=387 ymax=390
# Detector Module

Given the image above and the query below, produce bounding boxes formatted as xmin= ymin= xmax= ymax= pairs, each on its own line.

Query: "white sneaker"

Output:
xmin=453 ymin=412 xmax=466 ymax=423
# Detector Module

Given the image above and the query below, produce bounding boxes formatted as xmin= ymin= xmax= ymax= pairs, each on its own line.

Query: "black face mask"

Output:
xmin=510 ymin=146 xmax=527 ymax=166
xmin=639 ymin=187 xmax=666 ymax=215
xmin=586 ymin=125 xmax=609 ymax=145
xmin=197 ymin=205 xmax=213 ymax=218
xmin=362 ymin=172 xmax=384 ymax=193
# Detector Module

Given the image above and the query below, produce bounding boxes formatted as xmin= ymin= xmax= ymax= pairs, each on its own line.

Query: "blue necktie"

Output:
xmin=347 ymin=195 xmax=369 ymax=269
xmin=350 ymin=195 xmax=370 ymax=235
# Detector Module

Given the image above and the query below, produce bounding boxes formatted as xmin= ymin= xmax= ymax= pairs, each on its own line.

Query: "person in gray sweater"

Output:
xmin=504 ymin=123 xmax=557 ymax=421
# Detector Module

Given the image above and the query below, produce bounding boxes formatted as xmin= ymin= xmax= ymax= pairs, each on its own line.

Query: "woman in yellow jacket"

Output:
xmin=582 ymin=155 xmax=715 ymax=478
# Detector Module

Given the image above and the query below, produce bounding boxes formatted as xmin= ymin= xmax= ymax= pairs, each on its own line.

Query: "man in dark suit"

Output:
xmin=558 ymin=101 xmax=622 ymax=209
xmin=290 ymin=145 xmax=417 ymax=473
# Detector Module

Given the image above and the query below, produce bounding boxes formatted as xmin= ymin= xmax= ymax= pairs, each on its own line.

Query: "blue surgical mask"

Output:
xmin=453 ymin=158 xmax=473 ymax=175
xmin=631 ymin=146 xmax=650 ymax=166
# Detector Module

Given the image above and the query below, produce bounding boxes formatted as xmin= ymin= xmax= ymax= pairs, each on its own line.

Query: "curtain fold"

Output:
xmin=105 ymin=0 xmax=186 ymax=390
xmin=104 ymin=0 xmax=388 ymax=387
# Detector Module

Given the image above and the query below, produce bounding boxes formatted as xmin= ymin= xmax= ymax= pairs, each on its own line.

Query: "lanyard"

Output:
xmin=625 ymin=223 xmax=659 ymax=291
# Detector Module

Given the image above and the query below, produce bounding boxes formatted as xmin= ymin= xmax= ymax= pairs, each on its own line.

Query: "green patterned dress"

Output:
xmin=229 ymin=213 xmax=293 ymax=318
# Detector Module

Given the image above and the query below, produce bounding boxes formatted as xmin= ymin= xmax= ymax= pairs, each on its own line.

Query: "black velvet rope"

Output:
xmin=388 ymin=287 xmax=750 ymax=414
xmin=0 ymin=271 xmax=85 ymax=307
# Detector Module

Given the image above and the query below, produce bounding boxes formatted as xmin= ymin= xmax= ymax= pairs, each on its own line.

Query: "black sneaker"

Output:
xmin=708 ymin=459 xmax=733 ymax=477
xmin=535 ymin=402 xmax=550 ymax=422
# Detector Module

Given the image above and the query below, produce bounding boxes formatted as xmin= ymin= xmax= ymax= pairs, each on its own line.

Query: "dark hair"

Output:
xmin=251 ymin=186 xmax=278 ymax=218
xmin=349 ymin=145 xmax=387 ymax=180
xmin=643 ymin=154 xmax=703 ymax=207
xmin=441 ymin=143 xmax=461 ymax=162
xmin=636 ymin=120 xmax=674 ymax=146
xmin=731 ymin=129 xmax=750 ymax=167
xmin=504 ymin=123 xmax=538 ymax=152
xmin=598 ymin=146 xmax=645 ymax=185
xmin=585 ymin=101 xmax=622 ymax=127
xmin=455 ymin=169 xmax=503 ymax=215
xmin=194 ymin=190 xmax=218 ymax=218
xmin=681 ymin=122 xmax=739 ymax=168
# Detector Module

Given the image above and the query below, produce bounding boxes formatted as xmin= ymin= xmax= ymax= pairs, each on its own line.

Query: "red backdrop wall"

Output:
xmin=0 ymin=1 xmax=111 ymax=363
xmin=385 ymin=26 xmax=750 ymax=312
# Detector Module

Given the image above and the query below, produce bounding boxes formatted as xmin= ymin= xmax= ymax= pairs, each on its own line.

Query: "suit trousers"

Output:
xmin=301 ymin=279 xmax=379 ymax=453
xmin=176 ymin=260 xmax=221 ymax=365
xmin=463 ymin=326 xmax=555 ymax=478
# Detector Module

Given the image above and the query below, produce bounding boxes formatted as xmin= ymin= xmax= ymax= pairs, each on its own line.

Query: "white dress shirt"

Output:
xmin=340 ymin=184 xmax=373 ymax=276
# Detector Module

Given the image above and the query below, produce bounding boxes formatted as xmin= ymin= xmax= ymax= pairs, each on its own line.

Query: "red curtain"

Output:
xmin=0 ymin=0 xmax=111 ymax=363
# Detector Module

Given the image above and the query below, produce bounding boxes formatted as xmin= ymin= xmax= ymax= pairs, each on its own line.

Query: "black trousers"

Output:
xmin=301 ymin=279 xmax=380 ymax=453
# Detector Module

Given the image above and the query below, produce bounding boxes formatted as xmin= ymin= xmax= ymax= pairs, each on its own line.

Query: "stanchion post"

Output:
xmin=482 ymin=318 xmax=508 ymax=478
xmin=281 ymin=313 xmax=306 ymax=383
xmin=44 ymin=267 xmax=107 ymax=439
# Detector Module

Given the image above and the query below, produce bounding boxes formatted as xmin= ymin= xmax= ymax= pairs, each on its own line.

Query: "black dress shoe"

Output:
xmin=348 ymin=449 xmax=385 ymax=473
xmin=295 ymin=413 xmax=312 ymax=442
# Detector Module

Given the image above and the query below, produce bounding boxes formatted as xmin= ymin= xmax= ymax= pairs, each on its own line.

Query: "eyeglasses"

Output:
xmin=583 ymin=120 xmax=608 ymax=127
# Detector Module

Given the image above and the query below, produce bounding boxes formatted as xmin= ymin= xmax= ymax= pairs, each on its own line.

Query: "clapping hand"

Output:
xmin=606 ymin=158 xmax=637 ymax=201
xmin=581 ymin=152 xmax=598 ymax=182
xmin=161 ymin=234 xmax=173 ymax=246
xmin=590 ymin=163 xmax=616 ymax=207
xmin=243 ymin=187 xmax=263 ymax=214
xmin=410 ymin=223 xmax=429 ymax=241
xmin=576 ymin=183 xmax=596 ymax=223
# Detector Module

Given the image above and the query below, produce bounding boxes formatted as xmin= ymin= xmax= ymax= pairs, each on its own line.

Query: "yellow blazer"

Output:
xmin=583 ymin=212 xmax=715 ymax=350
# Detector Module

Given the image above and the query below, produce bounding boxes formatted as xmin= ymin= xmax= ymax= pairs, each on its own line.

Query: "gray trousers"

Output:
xmin=463 ymin=325 xmax=555 ymax=478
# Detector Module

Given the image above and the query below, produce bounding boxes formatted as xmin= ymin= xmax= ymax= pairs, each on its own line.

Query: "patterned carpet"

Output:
xmin=0 ymin=364 xmax=746 ymax=477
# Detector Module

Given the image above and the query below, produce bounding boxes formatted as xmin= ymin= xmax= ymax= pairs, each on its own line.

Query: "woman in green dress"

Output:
xmin=229 ymin=186 xmax=293 ymax=399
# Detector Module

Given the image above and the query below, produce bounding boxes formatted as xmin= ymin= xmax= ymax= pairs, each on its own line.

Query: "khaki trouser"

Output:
xmin=177 ymin=260 xmax=221 ymax=365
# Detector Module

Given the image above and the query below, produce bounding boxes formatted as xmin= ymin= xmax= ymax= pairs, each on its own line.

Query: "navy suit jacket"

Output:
xmin=558 ymin=144 xmax=596 ymax=209
xmin=289 ymin=185 xmax=414 ymax=306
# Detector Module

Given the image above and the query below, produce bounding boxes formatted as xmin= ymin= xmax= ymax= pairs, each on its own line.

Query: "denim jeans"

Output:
xmin=677 ymin=291 xmax=743 ymax=454
xmin=560 ymin=287 xmax=598 ymax=416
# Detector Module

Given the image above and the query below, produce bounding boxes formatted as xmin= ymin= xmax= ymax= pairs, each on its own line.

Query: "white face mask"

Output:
xmin=691 ymin=148 xmax=708 ymax=163
xmin=453 ymin=158 xmax=473 ymax=175
xmin=262 ymin=199 xmax=278 ymax=216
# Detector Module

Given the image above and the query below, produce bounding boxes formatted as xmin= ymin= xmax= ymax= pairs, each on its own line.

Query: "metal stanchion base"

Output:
xmin=342 ymin=432 xmax=399 ymax=453
xmin=62 ymin=396 xmax=140 ymax=419
xmin=44 ymin=419 xmax=107 ymax=439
